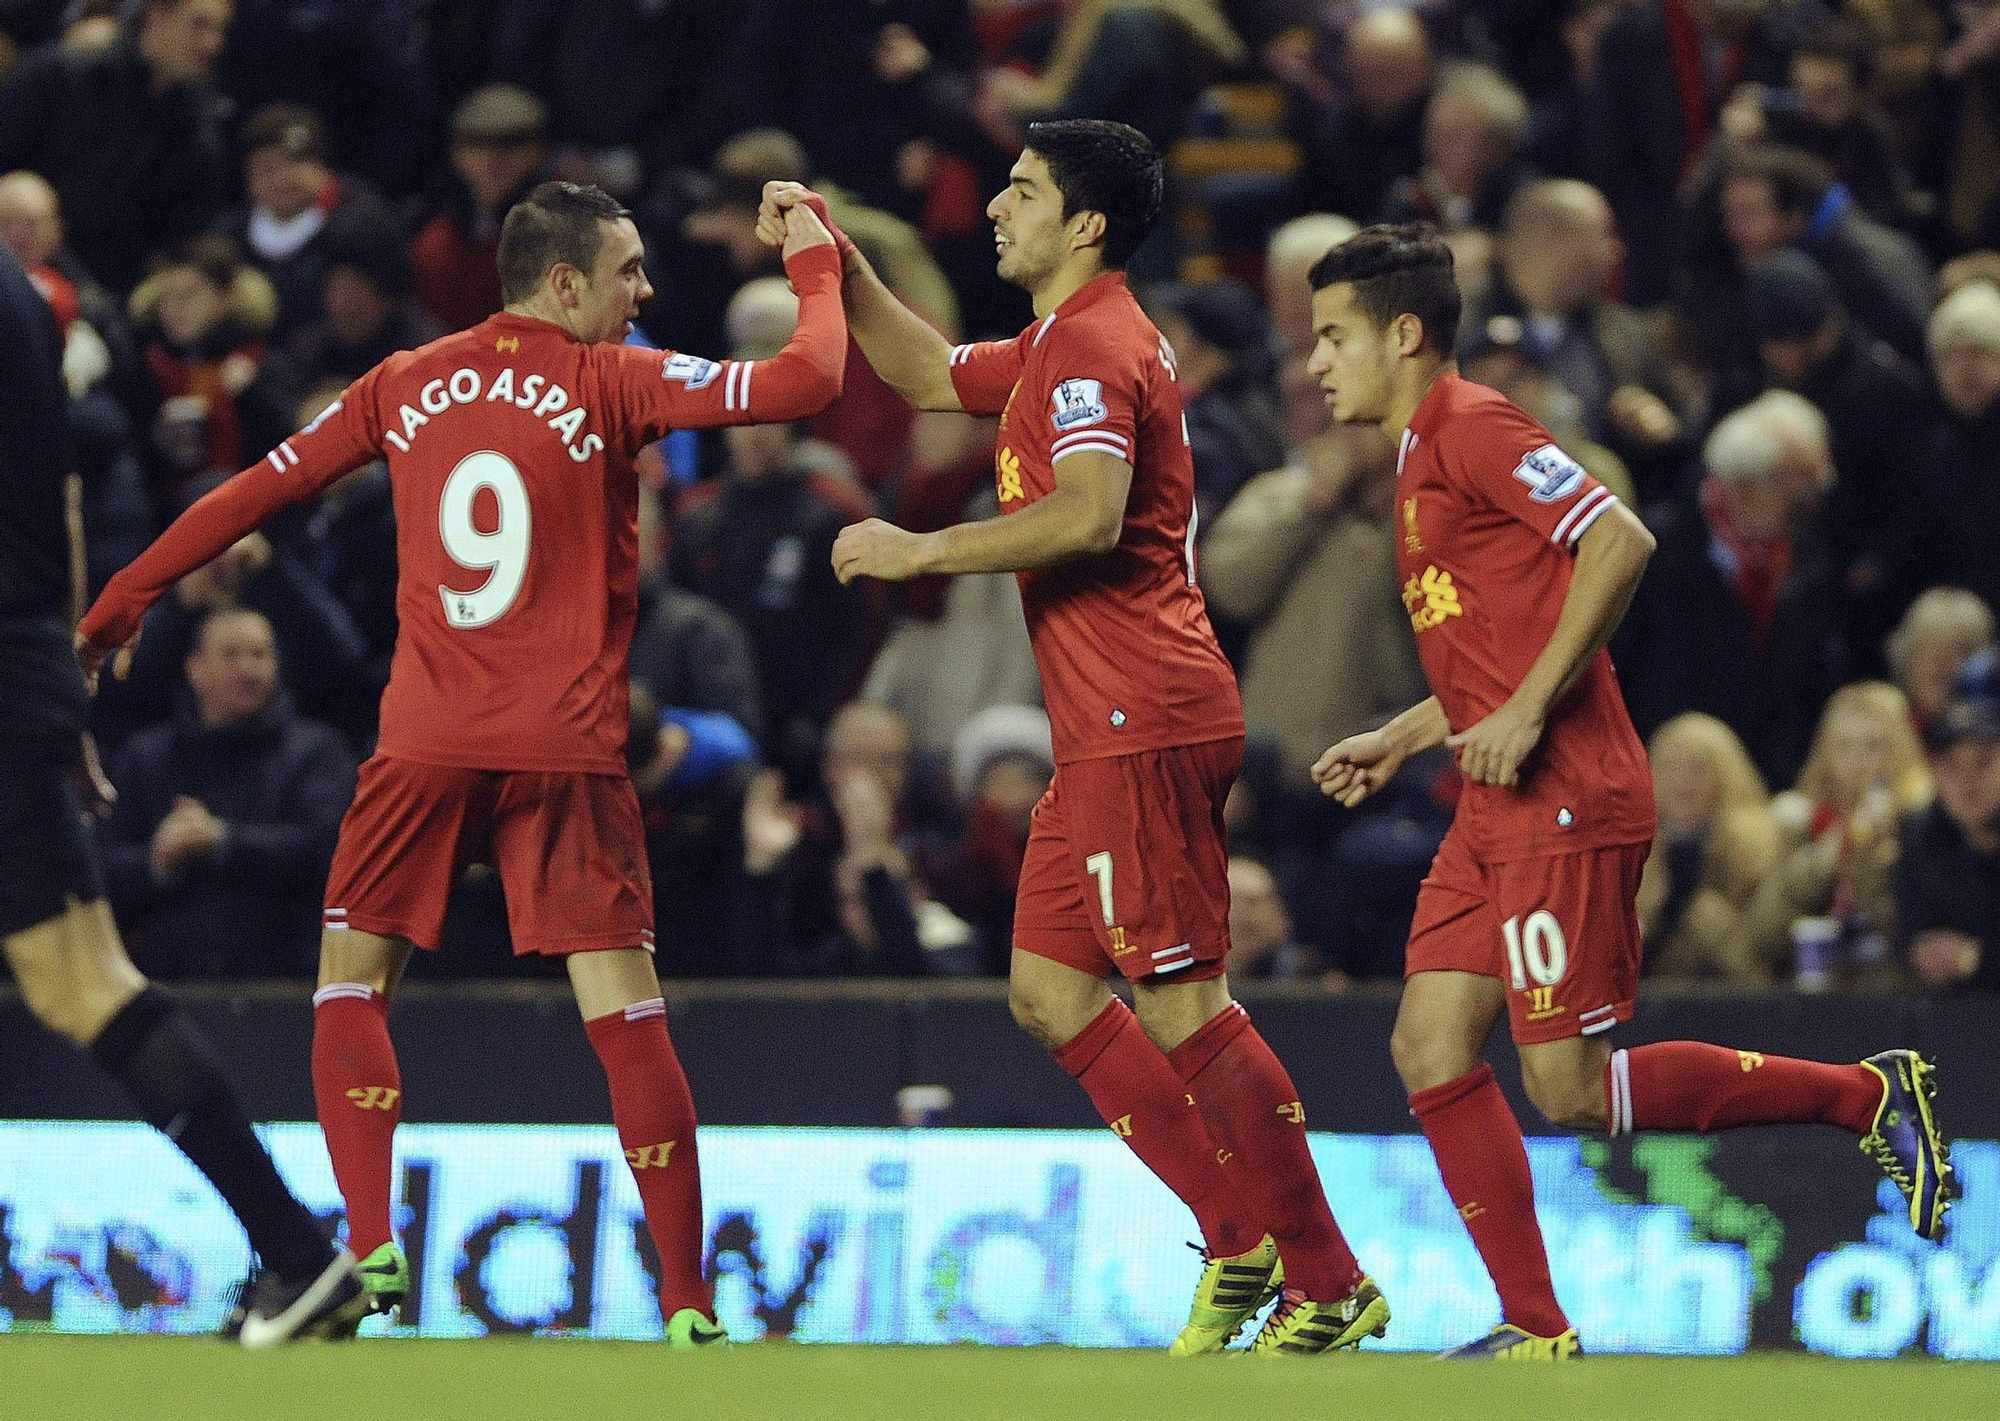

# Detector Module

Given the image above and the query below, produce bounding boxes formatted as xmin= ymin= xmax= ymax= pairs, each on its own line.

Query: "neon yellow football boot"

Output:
xmin=355 ymin=1242 xmax=410 ymax=1322
xmin=665 ymin=1307 xmax=729 ymax=1348
xmin=1169 ymin=1234 xmax=1283 ymax=1356
xmin=1248 ymin=1275 xmax=1391 ymax=1355
xmin=1438 ymin=1323 xmax=1582 ymax=1360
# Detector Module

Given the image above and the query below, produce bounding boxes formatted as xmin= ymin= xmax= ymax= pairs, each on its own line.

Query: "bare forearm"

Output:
xmin=917 ymin=487 xmax=1117 ymax=575
xmin=842 ymin=249 xmax=959 ymax=411
xmin=1387 ymin=696 xmax=1451 ymax=756
xmin=1513 ymin=509 xmax=1653 ymax=716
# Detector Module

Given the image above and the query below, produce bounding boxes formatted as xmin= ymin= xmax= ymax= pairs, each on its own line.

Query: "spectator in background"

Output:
xmin=1887 ymin=588 xmax=1997 ymax=738
xmin=218 ymin=103 xmax=390 ymax=341
xmin=630 ymin=585 xmax=767 ymax=748
xmin=1264 ymin=212 xmax=1360 ymax=445
xmin=0 ymin=0 xmax=234 ymax=293
xmin=1638 ymin=713 xmax=1783 ymax=982
xmin=1201 ymin=427 xmax=1422 ymax=797
xmin=1747 ymin=680 xmax=1933 ymax=986
xmin=128 ymin=235 xmax=295 ymax=509
xmin=1619 ymin=390 xmax=1845 ymax=788
xmin=1226 ymin=855 xmax=1312 ymax=981
xmin=1464 ymin=178 xmax=1686 ymax=497
xmin=1144 ymin=280 xmax=1284 ymax=521
xmin=1290 ymin=7 xmax=1435 ymax=226
xmin=280 ymin=205 xmax=443 ymax=392
xmin=1922 ymin=279 xmax=2000 ymax=617
xmin=1581 ymin=0 xmax=1816 ymax=307
xmin=410 ymin=84 xmax=550 ymax=332
xmin=977 ymin=0 xmax=1247 ymax=153
xmin=1898 ymin=690 xmax=2000 ymax=991
xmin=1710 ymin=144 xmax=1933 ymax=366
xmin=1718 ymin=18 xmax=1922 ymax=230
xmin=926 ymin=703 xmax=1055 ymax=972
xmin=1381 ymin=61 xmax=1534 ymax=231
xmin=96 ymin=606 xmax=355 ymax=977
xmin=1738 ymin=249 xmax=1933 ymax=667
xmin=741 ymin=701 xmax=979 ymax=976
xmin=627 ymin=680 xmax=759 ymax=977
xmin=669 ymin=396 xmax=870 ymax=784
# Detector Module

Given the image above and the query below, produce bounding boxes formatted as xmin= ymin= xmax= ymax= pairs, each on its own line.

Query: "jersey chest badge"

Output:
xmin=1403 ymin=497 xmax=1425 ymax=555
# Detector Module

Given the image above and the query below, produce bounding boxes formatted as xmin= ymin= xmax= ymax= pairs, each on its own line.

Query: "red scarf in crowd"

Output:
xmin=1662 ymin=0 xmax=1749 ymax=178
xmin=1702 ymin=477 xmax=1793 ymax=649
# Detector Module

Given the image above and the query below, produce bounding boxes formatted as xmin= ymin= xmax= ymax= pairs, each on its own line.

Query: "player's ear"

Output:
xmin=1392 ymin=312 xmax=1426 ymax=358
xmin=1070 ymin=209 xmax=1107 ymax=256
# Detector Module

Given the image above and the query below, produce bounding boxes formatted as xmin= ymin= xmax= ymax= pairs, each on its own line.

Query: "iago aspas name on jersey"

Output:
xmin=376 ymin=364 xmax=605 ymax=464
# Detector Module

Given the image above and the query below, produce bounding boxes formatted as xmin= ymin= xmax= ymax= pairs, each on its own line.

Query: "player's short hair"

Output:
xmin=1023 ymin=119 xmax=1162 ymax=269
xmin=497 ymin=181 xmax=632 ymax=305
xmin=1307 ymin=222 xmax=1461 ymax=353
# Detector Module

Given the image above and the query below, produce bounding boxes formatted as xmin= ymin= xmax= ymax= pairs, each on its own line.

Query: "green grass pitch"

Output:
xmin=7 ymin=1338 xmax=1997 ymax=1421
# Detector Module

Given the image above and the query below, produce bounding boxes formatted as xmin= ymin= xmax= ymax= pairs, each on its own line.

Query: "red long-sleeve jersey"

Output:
xmin=82 ymin=245 xmax=847 ymax=773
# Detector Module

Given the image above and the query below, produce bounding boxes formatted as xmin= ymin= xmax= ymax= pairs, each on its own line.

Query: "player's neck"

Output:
xmin=504 ymin=297 xmax=583 ymax=341
xmin=1030 ymin=256 xmax=1112 ymax=319
xmin=1379 ymin=356 xmax=1453 ymax=442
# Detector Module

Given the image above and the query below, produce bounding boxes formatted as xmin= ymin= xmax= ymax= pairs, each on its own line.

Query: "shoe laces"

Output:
xmin=1255 ymin=1286 xmax=1308 ymax=1345
xmin=1860 ymin=1129 xmax=1913 ymax=1194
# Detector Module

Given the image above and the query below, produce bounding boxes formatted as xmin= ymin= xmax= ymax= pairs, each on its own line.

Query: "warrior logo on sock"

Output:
xmin=625 ymin=1141 xmax=678 ymax=1170
xmin=1738 ymin=1051 xmax=1765 ymax=1073
xmin=1276 ymin=1101 xmax=1306 ymax=1124
xmin=345 ymin=1086 xmax=400 ymax=1111
xmin=1111 ymin=1114 xmax=1134 ymax=1138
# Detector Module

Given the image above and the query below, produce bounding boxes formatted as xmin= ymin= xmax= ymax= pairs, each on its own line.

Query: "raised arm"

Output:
xmin=760 ymin=182 xmax=964 ymax=412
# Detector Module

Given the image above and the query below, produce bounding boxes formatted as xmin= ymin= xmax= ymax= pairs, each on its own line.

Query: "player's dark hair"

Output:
xmin=1307 ymin=222 xmax=1461 ymax=353
xmin=1023 ymin=119 xmax=1163 ymax=269
xmin=497 ymin=181 xmax=632 ymax=304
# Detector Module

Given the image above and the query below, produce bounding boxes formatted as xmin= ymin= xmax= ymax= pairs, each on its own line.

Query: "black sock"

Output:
xmin=90 ymin=988 xmax=333 ymax=1283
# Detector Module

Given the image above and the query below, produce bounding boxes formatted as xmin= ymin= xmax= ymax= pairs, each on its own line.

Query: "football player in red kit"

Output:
xmin=762 ymin=121 xmax=1385 ymax=1356
xmin=1304 ymin=224 xmax=1954 ymax=1359
xmin=78 ymin=183 xmax=848 ymax=1346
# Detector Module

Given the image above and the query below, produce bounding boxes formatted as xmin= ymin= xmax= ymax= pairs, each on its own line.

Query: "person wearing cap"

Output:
xmin=218 ymin=103 xmax=394 ymax=341
xmin=1144 ymin=280 xmax=1284 ymax=523
xmin=1897 ymin=691 xmax=2000 ymax=991
xmin=1921 ymin=281 xmax=2000 ymax=620
xmin=409 ymin=84 xmax=551 ymax=332
xmin=1738 ymin=248 xmax=1935 ymax=671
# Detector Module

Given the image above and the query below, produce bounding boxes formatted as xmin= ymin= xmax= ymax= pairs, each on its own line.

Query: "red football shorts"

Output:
xmin=1013 ymin=738 xmax=1240 ymax=983
xmin=1405 ymin=824 xmax=1650 ymax=1044
xmin=322 ymin=755 xmax=654 ymax=957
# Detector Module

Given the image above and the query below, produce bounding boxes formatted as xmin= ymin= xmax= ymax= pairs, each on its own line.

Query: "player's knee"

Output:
xmin=1390 ymin=1016 xmax=1474 ymax=1094
xmin=1522 ymin=1068 xmax=1605 ymax=1130
xmin=1008 ymin=983 xmax=1069 ymax=1050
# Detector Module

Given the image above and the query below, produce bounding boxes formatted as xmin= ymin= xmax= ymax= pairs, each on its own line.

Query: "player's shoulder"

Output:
xmin=1427 ymin=375 xmax=1557 ymax=461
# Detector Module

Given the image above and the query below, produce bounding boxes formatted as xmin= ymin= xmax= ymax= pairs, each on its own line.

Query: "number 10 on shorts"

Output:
xmin=1502 ymin=910 xmax=1567 ymax=991
xmin=1086 ymin=851 xmax=1134 ymax=957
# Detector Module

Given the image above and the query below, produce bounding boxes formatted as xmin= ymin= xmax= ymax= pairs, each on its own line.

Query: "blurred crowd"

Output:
xmin=8 ymin=0 xmax=1999 ymax=991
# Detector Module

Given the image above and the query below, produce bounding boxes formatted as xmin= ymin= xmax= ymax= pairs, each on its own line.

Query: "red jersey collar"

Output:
xmin=486 ymin=309 xmax=580 ymax=343
xmin=1048 ymin=270 xmax=1128 ymax=322
xmin=1404 ymin=367 xmax=1462 ymax=446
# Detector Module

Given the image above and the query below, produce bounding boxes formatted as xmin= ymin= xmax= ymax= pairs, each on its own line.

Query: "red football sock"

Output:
xmin=1609 ymin=1042 xmax=1881 ymax=1136
xmin=1169 ymin=1003 xmax=1362 ymax=1299
xmin=1050 ymin=999 xmax=1259 ymax=1258
xmin=585 ymin=997 xmax=713 ymax=1323
xmin=311 ymin=983 xmax=402 ymax=1258
xmin=1410 ymin=1064 xmax=1569 ymax=1338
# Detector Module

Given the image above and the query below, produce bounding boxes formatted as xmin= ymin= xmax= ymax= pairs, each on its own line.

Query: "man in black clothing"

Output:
xmin=1899 ymin=694 xmax=2000 ymax=992
xmin=0 ymin=0 xmax=237 ymax=293
xmin=0 ymin=243 xmax=361 ymax=1342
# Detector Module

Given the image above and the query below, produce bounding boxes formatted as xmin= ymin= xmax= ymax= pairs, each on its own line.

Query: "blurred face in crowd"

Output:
xmin=0 ymin=171 xmax=62 ymax=267
xmin=141 ymin=0 xmax=232 ymax=90
xmin=1503 ymin=185 xmax=1619 ymax=316
xmin=1792 ymin=53 xmax=1861 ymax=131
xmin=1758 ymin=317 xmax=1842 ymax=389
xmin=723 ymin=420 xmax=797 ymax=480
xmin=153 ymin=262 xmax=227 ymax=348
xmin=452 ymin=136 xmax=547 ymax=216
xmin=1226 ymin=858 xmax=1292 ymax=971
xmin=1933 ymin=337 xmax=2000 ymax=421
xmin=823 ymin=704 xmax=911 ymax=810
xmin=324 ymin=265 xmax=392 ymax=348
xmin=1653 ymin=736 xmax=1723 ymax=836
xmin=1821 ymin=704 xmax=1896 ymax=805
xmin=246 ymin=146 xmax=328 ymax=223
xmin=989 ymin=149 xmax=1084 ymax=294
xmin=186 ymin=609 xmax=278 ymax=729
xmin=1934 ymin=735 xmax=2000 ymax=840
xmin=1424 ymin=93 xmax=1502 ymax=199
xmin=1722 ymin=176 xmax=1804 ymax=266
xmin=1344 ymin=10 xmax=1434 ymax=123
xmin=1150 ymin=308 xmax=1227 ymax=400
xmin=1306 ymin=282 xmax=1405 ymax=426
xmin=1902 ymin=624 xmax=1990 ymax=723
xmin=684 ymin=203 xmax=770 ymax=275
